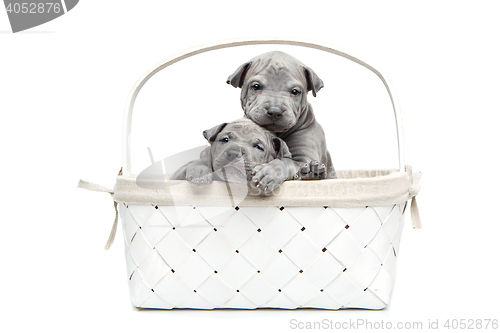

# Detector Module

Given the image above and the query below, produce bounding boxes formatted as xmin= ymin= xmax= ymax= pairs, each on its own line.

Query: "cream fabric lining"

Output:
xmin=78 ymin=166 xmax=422 ymax=250
xmin=112 ymin=168 xmax=421 ymax=208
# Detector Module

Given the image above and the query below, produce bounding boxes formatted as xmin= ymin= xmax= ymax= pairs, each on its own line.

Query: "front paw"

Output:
xmin=251 ymin=162 xmax=286 ymax=195
xmin=294 ymin=160 xmax=327 ymax=180
xmin=186 ymin=164 xmax=212 ymax=185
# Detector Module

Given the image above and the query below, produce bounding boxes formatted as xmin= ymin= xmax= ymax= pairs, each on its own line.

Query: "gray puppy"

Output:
xmin=171 ymin=119 xmax=291 ymax=191
xmin=227 ymin=51 xmax=337 ymax=192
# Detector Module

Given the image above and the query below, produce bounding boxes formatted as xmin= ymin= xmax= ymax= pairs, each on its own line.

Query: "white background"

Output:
xmin=1 ymin=1 xmax=500 ymax=332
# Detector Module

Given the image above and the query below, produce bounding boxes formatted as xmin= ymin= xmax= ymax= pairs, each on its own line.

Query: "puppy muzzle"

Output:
xmin=213 ymin=147 xmax=253 ymax=183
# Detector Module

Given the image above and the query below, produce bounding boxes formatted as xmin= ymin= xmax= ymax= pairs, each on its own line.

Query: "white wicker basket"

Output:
xmin=80 ymin=38 xmax=421 ymax=310
xmin=119 ymin=200 xmax=407 ymax=310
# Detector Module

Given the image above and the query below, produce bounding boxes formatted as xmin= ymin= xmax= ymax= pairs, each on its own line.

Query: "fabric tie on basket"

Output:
xmin=77 ymin=179 xmax=118 ymax=250
xmin=406 ymin=165 xmax=422 ymax=229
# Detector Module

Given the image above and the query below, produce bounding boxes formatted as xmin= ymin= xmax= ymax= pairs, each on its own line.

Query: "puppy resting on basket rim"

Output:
xmin=170 ymin=118 xmax=292 ymax=191
xmin=171 ymin=51 xmax=336 ymax=195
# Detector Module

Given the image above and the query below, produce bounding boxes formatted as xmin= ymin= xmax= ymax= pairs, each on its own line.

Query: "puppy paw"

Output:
xmin=294 ymin=160 xmax=327 ymax=180
xmin=251 ymin=162 xmax=286 ymax=195
xmin=186 ymin=164 xmax=213 ymax=185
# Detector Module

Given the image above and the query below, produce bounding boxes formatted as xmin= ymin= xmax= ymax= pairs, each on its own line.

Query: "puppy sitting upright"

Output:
xmin=227 ymin=51 xmax=337 ymax=192
xmin=170 ymin=118 xmax=291 ymax=191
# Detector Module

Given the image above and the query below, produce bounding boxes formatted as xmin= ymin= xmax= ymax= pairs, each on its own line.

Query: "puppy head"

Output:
xmin=203 ymin=119 xmax=291 ymax=182
xmin=227 ymin=51 xmax=324 ymax=133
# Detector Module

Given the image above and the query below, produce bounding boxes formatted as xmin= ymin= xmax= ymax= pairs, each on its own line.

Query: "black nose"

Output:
xmin=225 ymin=148 xmax=242 ymax=161
xmin=265 ymin=106 xmax=283 ymax=120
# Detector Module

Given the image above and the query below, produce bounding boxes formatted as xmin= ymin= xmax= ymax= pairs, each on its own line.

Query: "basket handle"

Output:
xmin=122 ymin=37 xmax=405 ymax=175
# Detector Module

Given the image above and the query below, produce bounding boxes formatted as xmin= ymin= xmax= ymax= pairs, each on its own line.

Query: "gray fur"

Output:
xmin=170 ymin=119 xmax=291 ymax=194
xmin=227 ymin=51 xmax=337 ymax=192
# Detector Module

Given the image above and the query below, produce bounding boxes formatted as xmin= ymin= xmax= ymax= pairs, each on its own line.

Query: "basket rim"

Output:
xmin=113 ymin=167 xmax=420 ymax=207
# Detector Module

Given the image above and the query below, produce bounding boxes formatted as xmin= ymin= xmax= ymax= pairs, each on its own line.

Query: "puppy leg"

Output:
xmin=185 ymin=161 xmax=213 ymax=185
xmin=294 ymin=160 xmax=327 ymax=180
xmin=251 ymin=158 xmax=300 ymax=195
xmin=251 ymin=160 xmax=288 ymax=195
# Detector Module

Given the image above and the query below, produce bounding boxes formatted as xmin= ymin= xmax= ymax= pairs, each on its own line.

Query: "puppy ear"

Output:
xmin=227 ymin=62 xmax=252 ymax=88
xmin=271 ymin=137 xmax=292 ymax=159
xmin=203 ymin=123 xmax=228 ymax=143
xmin=304 ymin=66 xmax=324 ymax=97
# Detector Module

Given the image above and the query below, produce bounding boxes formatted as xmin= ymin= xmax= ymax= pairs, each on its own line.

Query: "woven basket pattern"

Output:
xmin=119 ymin=203 xmax=406 ymax=310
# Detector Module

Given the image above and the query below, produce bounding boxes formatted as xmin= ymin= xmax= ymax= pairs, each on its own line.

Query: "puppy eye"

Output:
xmin=252 ymin=83 xmax=262 ymax=91
xmin=255 ymin=144 xmax=265 ymax=151
xmin=220 ymin=137 xmax=229 ymax=143
xmin=291 ymin=89 xmax=300 ymax=95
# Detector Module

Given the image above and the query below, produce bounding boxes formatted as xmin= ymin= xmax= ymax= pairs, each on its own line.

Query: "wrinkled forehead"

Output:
xmin=219 ymin=123 xmax=269 ymax=142
xmin=247 ymin=56 xmax=306 ymax=84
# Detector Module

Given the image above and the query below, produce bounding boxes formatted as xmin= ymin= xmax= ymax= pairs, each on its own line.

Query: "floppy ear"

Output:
xmin=271 ymin=137 xmax=292 ymax=159
xmin=227 ymin=62 xmax=252 ymax=88
xmin=203 ymin=123 xmax=228 ymax=143
xmin=304 ymin=66 xmax=324 ymax=97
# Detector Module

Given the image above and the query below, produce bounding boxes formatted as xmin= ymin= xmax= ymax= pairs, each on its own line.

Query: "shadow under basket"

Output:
xmin=78 ymin=38 xmax=422 ymax=310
